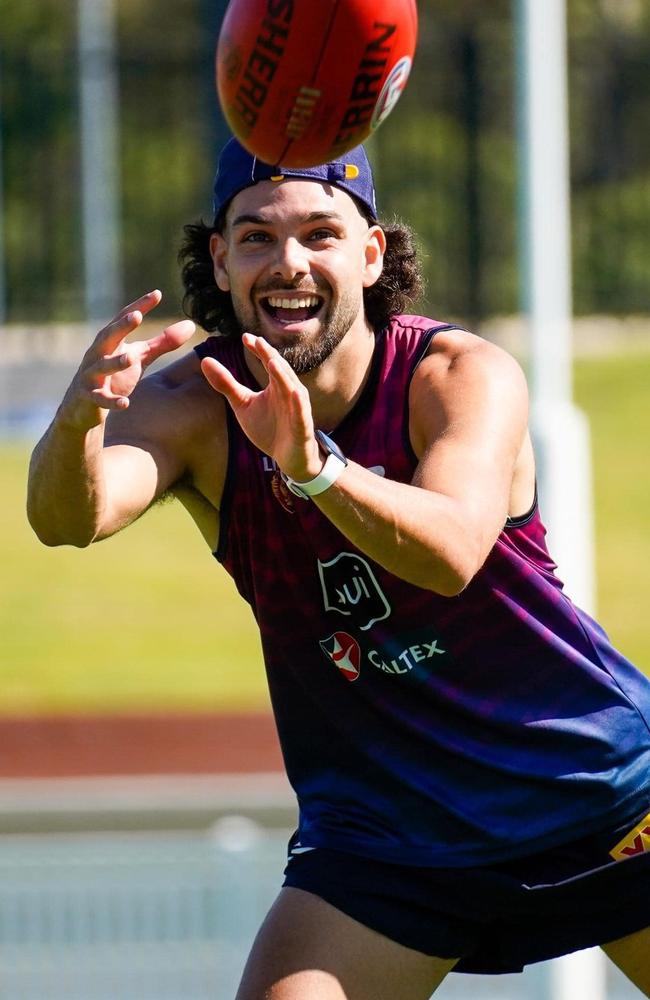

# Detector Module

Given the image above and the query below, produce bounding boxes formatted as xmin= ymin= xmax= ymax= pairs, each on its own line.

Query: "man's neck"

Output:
xmin=243 ymin=318 xmax=377 ymax=432
xmin=302 ymin=322 xmax=376 ymax=430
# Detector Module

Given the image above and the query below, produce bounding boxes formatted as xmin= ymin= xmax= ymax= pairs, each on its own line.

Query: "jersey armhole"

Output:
xmin=193 ymin=337 xmax=238 ymax=562
xmin=505 ymin=486 xmax=539 ymax=529
xmin=403 ymin=325 xmax=465 ymax=463
xmin=214 ymin=403 xmax=236 ymax=563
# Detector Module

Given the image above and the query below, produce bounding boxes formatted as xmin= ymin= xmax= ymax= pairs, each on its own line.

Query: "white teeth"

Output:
xmin=266 ymin=296 xmax=320 ymax=309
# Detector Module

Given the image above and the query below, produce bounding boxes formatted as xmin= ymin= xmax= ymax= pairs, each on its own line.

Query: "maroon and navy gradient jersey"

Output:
xmin=195 ymin=316 xmax=650 ymax=866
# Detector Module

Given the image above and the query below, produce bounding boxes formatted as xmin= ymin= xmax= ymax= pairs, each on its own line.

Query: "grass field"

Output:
xmin=1 ymin=453 xmax=267 ymax=715
xmin=1 ymin=348 xmax=648 ymax=714
xmin=574 ymin=350 xmax=650 ymax=666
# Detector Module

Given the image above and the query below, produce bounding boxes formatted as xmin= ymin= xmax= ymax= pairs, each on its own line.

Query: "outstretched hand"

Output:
xmin=61 ymin=290 xmax=195 ymax=430
xmin=201 ymin=333 xmax=322 ymax=482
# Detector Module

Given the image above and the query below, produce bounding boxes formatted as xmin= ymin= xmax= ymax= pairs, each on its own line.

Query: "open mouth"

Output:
xmin=261 ymin=294 xmax=324 ymax=325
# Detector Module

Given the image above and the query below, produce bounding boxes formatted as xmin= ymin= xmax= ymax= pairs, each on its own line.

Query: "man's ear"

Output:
xmin=209 ymin=232 xmax=231 ymax=292
xmin=362 ymin=225 xmax=387 ymax=288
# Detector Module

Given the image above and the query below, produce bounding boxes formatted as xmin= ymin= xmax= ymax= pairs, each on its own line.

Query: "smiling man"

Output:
xmin=27 ymin=138 xmax=650 ymax=999
xmin=207 ymin=145 xmax=383 ymax=381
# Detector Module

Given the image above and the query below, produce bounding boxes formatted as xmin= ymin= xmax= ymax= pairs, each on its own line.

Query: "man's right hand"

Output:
xmin=59 ymin=290 xmax=196 ymax=431
xmin=28 ymin=290 xmax=197 ymax=547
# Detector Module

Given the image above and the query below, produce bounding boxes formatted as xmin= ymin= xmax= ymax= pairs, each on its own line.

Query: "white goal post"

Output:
xmin=516 ymin=0 xmax=602 ymax=996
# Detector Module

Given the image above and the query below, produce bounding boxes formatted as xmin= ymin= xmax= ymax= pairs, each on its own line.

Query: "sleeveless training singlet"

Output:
xmin=195 ymin=316 xmax=650 ymax=867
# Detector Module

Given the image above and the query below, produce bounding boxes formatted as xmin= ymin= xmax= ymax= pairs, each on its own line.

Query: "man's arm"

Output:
xmin=200 ymin=330 xmax=531 ymax=596
xmin=27 ymin=291 xmax=195 ymax=547
xmin=312 ymin=335 xmax=531 ymax=594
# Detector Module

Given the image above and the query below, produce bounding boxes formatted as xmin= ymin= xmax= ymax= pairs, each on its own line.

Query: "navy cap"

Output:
xmin=212 ymin=138 xmax=378 ymax=222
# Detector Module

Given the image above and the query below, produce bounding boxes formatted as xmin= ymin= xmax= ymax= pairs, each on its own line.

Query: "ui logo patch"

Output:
xmin=319 ymin=632 xmax=361 ymax=682
xmin=318 ymin=552 xmax=391 ymax=632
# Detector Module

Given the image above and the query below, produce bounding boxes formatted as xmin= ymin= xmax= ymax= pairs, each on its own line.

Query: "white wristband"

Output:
xmin=283 ymin=451 xmax=346 ymax=499
xmin=282 ymin=431 xmax=348 ymax=499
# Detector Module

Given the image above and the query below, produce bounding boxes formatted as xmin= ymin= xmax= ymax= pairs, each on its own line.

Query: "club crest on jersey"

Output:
xmin=318 ymin=552 xmax=391 ymax=631
xmin=319 ymin=632 xmax=361 ymax=682
xmin=261 ymin=455 xmax=295 ymax=513
xmin=271 ymin=471 xmax=295 ymax=513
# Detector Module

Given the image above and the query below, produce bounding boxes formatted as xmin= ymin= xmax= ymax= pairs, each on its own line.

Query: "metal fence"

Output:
xmin=0 ymin=825 xmax=282 ymax=1000
xmin=0 ymin=827 xmax=643 ymax=1000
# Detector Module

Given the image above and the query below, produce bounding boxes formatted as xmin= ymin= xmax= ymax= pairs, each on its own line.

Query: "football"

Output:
xmin=216 ymin=0 xmax=418 ymax=167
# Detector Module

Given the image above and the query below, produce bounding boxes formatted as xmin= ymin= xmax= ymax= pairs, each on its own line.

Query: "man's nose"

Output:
xmin=272 ymin=237 xmax=309 ymax=279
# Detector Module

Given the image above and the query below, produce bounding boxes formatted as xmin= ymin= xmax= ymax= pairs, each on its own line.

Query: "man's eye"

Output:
xmin=242 ymin=231 xmax=270 ymax=243
xmin=310 ymin=229 xmax=336 ymax=241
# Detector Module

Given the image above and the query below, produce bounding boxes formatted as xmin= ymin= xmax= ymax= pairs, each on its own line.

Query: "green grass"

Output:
xmin=574 ymin=350 xmax=650 ymax=668
xmin=2 ymin=448 xmax=268 ymax=714
xmin=1 ymin=348 xmax=648 ymax=714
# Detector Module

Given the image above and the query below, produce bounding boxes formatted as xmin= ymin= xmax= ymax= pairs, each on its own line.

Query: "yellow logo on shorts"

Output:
xmin=609 ymin=812 xmax=650 ymax=861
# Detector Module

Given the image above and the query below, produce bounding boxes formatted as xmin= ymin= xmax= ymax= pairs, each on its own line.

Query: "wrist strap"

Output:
xmin=283 ymin=452 xmax=346 ymax=499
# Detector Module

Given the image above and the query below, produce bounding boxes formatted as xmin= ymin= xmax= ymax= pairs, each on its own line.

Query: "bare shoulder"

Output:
xmin=418 ymin=327 xmax=526 ymax=384
xmin=105 ymin=346 xmax=228 ymax=509
xmin=106 ymin=349 xmax=224 ymax=442
xmin=409 ymin=328 xmax=529 ymax=453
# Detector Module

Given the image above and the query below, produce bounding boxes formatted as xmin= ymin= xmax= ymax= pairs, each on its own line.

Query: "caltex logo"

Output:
xmin=319 ymin=632 xmax=362 ymax=682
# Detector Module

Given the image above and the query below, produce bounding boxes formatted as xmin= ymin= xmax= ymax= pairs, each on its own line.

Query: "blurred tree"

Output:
xmin=0 ymin=0 xmax=80 ymax=319
xmin=569 ymin=0 xmax=650 ymax=313
xmin=370 ymin=0 xmax=516 ymax=326
xmin=117 ymin=0 xmax=228 ymax=312
xmin=0 ymin=0 xmax=648 ymax=325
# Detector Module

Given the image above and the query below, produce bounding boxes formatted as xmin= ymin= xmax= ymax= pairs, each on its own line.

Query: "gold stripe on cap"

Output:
xmin=271 ymin=174 xmax=284 ymax=182
xmin=345 ymin=164 xmax=360 ymax=180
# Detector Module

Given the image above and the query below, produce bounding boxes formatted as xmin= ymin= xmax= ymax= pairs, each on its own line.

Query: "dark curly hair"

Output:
xmin=179 ymin=211 xmax=424 ymax=337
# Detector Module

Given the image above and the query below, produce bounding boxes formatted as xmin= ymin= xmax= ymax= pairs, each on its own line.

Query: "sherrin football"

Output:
xmin=216 ymin=0 xmax=418 ymax=167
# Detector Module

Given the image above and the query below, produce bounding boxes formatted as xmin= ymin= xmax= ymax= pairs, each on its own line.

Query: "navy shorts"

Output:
xmin=282 ymin=805 xmax=650 ymax=975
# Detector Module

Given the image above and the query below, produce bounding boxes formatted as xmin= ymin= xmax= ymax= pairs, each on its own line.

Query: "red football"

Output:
xmin=216 ymin=0 xmax=418 ymax=167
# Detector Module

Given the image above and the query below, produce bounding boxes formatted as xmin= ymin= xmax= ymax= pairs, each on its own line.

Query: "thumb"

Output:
xmin=201 ymin=357 xmax=256 ymax=408
xmin=141 ymin=320 xmax=196 ymax=368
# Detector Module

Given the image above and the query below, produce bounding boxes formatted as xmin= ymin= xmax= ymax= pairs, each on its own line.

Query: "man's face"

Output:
xmin=210 ymin=179 xmax=385 ymax=374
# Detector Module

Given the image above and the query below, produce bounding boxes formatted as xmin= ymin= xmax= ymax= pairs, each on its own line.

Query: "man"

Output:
xmin=28 ymin=139 xmax=650 ymax=999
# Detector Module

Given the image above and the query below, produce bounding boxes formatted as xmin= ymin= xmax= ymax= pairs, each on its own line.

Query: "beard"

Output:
xmin=231 ymin=282 xmax=363 ymax=375
xmin=274 ymin=322 xmax=350 ymax=374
